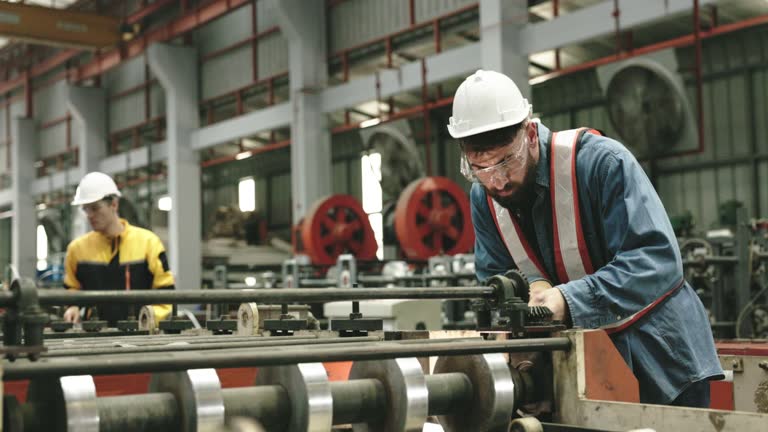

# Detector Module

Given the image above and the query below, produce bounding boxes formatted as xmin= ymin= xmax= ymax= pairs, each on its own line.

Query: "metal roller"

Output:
xmin=255 ymin=363 xmax=333 ymax=432
xmin=149 ymin=368 xmax=225 ymax=432
xmin=349 ymin=357 xmax=428 ymax=432
xmin=138 ymin=306 xmax=158 ymax=334
xmin=24 ymin=374 xmax=99 ymax=432
xmin=434 ymin=353 xmax=516 ymax=432
xmin=237 ymin=303 xmax=259 ymax=336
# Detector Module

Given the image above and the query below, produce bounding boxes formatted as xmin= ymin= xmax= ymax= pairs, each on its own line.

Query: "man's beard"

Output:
xmin=485 ymin=158 xmax=537 ymax=210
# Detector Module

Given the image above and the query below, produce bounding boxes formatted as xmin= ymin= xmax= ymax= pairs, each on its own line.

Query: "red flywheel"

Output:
xmin=394 ymin=177 xmax=474 ymax=260
xmin=300 ymin=195 xmax=378 ymax=265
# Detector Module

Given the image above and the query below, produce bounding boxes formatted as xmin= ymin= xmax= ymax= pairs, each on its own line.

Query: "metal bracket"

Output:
xmin=721 ymin=355 xmax=745 ymax=373
xmin=1 ymin=275 xmax=48 ymax=360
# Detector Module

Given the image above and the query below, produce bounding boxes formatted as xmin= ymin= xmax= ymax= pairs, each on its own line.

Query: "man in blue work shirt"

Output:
xmin=448 ymin=70 xmax=722 ymax=406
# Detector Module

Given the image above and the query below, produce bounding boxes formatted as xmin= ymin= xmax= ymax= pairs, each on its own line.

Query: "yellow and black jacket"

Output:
xmin=64 ymin=219 xmax=173 ymax=324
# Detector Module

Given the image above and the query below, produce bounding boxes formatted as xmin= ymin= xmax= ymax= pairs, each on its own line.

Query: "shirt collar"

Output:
xmin=534 ymin=122 xmax=551 ymax=190
xmin=97 ymin=218 xmax=131 ymax=240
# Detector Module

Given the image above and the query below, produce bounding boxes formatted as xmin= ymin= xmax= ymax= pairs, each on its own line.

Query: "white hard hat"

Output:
xmin=71 ymin=172 xmax=122 ymax=206
xmin=447 ymin=70 xmax=532 ymax=139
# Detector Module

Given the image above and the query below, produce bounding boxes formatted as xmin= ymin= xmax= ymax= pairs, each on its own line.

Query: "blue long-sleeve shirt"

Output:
xmin=471 ymin=123 xmax=723 ymax=403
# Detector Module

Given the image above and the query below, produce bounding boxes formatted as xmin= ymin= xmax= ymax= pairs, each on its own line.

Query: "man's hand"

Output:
xmin=529 ymin=287 xmax=569 ymax=322
xmin=529 ymin=280 xmax=553 ymax=299
xmin=63 ymin=306 xmax=81 ymax=323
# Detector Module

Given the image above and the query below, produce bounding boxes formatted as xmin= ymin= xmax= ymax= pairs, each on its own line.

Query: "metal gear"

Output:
xmin=526 ymin=306 xmax=554 ymax=325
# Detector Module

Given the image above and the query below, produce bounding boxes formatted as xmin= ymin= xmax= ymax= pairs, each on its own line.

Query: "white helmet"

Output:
xmin=447 ymin=70 xmax=532 ymax=139
xmin=71 ymin=172 xmax=122 ymax=206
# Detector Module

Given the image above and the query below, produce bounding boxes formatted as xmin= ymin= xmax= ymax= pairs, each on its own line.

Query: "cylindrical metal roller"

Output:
xmin=349 ymin=357 xmax=428 ymax=432
xmin=424 ymin=373 xmax=474 ymax=416
xmin=237 ymin=303 xmax=260 ymax=336
xmin=139 ymin=306 xmax=157 ymax=334
xmin=7 ymin=353 xmax=531 ymax=432
xmin=330 ymin=379 xmax=386 ymax=425
xmin=434 ymin=353 xmax=516 ymax=432
xmin=255 ymin=363 xmax=333 ymax=432
xmin=149 ymin=368 xmax=225 ymax=432
xmin=96 ymin=393 xmax=180 ymax=431
xmin=60 ymin=375 xmax=100 ymax=432
xmin=24 ymin=374 xmax=99 ymax=432
xmin=222 ymin=386 xmax=290 ymax=430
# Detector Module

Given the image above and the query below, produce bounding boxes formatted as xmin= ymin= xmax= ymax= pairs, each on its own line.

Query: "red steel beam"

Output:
xmin=330 ymin=96 xmax=454 ymax=135
xmin=0 ymin=0 xmax=232 ymax=96
xmin=65 ymin=0 xmax=250 ymax=83
xmin=200 ymin=139 xmax=291 ymax=168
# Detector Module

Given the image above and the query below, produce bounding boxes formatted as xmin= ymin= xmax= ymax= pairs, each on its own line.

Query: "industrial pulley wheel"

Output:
xmin=394 ymin=177 xmax=474 ymax=260
xmin=301 ymin=195 xmax=378 ymax=265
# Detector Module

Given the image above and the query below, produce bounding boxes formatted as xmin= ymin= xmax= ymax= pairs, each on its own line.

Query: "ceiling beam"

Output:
xmin=0 ymin=1 xmax=121 ymax=49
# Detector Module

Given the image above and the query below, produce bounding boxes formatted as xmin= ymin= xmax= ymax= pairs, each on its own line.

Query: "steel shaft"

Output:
xmin=42 ymin=335 xmax=380 ymax=357
xmin=0 ymin=287 xmax=495 ymax=307
xmin=3 ymin=338 xmax=569 ymax=380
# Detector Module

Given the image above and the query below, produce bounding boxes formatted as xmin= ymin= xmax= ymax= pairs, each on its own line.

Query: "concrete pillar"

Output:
xmin=67 ymin=85 xmax=107 ymax=238
xmin=480 ymin=0 xmax=530 ymax=99
xmin=67 ymin=85 xmax=106 ymax=174
xmin=147 ymin=43 xmax=201 ymax=291
xmin=269 ymin=0 xmax=332 ymax=223
xmin=11 ymin=118 xmax=36 ymax=278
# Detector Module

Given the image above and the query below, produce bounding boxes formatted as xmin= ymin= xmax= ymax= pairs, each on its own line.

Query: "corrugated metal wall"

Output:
xmin=105 ymin=55 xmax=150 ymax=133
xmin=34 ymin=81 xmax=70 ymax=158
xmin=257 ymin=34 xmax=289 ymax=79
xmin=198 ymin=5 xmax=254 ymax=99
xmin=328 ymin=0 xmax=476 ymax=54
xmin=413 ymin=0 xmax=476 ymax=22
xmin=329 ymin=0 xmax=410 ymax=53
xmin=198 ymin=3 xmax=288 ymax=101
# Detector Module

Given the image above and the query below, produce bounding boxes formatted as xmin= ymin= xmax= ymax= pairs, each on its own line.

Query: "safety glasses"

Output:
xmin=461 ymin=130 xmax=529 ymax=186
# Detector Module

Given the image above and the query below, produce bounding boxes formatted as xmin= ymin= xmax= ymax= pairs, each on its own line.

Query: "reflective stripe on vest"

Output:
xmin=550 ymin=128 xmax=595 ymax=283
xmin=487 ymin=194 xmax=549 ymax=281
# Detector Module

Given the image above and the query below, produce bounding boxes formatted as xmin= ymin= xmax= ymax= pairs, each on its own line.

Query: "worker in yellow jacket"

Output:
xmin=63 ymin=171 xmax=173 ymax=326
